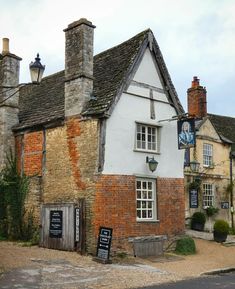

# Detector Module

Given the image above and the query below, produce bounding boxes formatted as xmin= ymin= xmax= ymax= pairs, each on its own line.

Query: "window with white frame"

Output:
xmin=203 ymin=183 xmax=214 ymax=208
xmin=136 ymin=179 xmax=157 ymax=220
xmin=203 ymin=143 xmax=213 ymax=167
xmin=136 ymin=123 xmax=158 ymax=152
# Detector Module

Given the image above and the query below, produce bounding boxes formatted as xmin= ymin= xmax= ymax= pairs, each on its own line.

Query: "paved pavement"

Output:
xmin=1 ymin=230 xmax=235 ymax=288
xmin=186 ymin=229 xmax=235 ymax=244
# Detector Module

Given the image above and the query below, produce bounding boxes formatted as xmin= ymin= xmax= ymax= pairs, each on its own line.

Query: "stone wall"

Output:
xmin=15 ymin=118 xmax=185 ymax=254
xmin=0 ymin=51 xmax=21 ymax=171
xmin=15 ymin=117 xmax=99 ymax=252
xmin=0 ymin=106 xmax=19 ymax=170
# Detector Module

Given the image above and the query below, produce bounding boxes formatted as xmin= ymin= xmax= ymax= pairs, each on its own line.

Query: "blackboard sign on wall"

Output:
xmin=221 ymin=202 xmax=229 ymax=209
xmin=189 ymin=190 xmax=198 ymax=208
xmin=95 ymin=227 xmax=113 ymax=263
xmin=49 ymin=210 xmax=63 ymax=238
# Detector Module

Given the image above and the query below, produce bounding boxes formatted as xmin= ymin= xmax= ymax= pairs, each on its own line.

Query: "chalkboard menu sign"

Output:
xmin=96 ymin=227 xmax=113 ymax=261
xmin=49 ymin=210 xmax=63 ymax=238
xmin=189 ymin=190 xmax=198 ymax=208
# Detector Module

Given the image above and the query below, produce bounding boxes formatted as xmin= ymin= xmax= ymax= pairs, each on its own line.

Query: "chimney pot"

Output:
xmin=2 ymin=38 xmax=9 ymax=54
xmin=192 ymin=76 xmax=200 ymax=88
xmin=187 ymin=76 xmax=207 ymax=119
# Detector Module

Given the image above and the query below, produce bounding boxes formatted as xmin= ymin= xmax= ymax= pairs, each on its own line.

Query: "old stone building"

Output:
xmin=185 ymin=76 xmax=235 ymax=231
xmin=0 ymin=18 xmax=185 ymax=254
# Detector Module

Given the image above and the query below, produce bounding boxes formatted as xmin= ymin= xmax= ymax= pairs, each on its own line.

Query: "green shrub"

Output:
xmin=191 ymin=212 xmax=206 ymax=226
xmin=206 ymin=206 xmax=219 ymax=217
xmin=213 ymin=219 xmax=230 ymax=234
xmin=0 ymin=152 xmax=29 ymax=240
xmin=175 ymin=237 xmax=196 ymax=255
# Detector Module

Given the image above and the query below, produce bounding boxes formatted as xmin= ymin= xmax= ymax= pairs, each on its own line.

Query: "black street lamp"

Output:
xmin=29 ymin=53 xmax=45 ymax=84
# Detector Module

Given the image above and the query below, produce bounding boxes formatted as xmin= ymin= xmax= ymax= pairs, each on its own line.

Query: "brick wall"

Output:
xmin=24 ymin=131 xmax=44 ymax=176
xmin=187 ymin=82 xmax=207 ymax=118
xmin=15 ymin=132 xmax=44 ymax=225
xmin=94 ymin=175 xmax=185 ymax=252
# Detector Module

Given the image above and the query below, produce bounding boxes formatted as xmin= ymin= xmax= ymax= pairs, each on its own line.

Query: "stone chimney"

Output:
xmin=0 ymin=38 xmax=22 ymax=103
xmin=0 ymin=38 xmax=22 ymax=170
xmin=64 ymin=18 xmax=95 ymax=117
xmin=187 ymin=76 xmax=207 ymax=119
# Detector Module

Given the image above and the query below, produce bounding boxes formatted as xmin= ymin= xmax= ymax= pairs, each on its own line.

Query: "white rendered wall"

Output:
xmin=103 ymin=48 xmax=184 ymax=178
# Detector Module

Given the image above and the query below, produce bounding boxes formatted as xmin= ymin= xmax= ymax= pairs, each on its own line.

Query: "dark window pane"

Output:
xmin=148 ymin=210 xmax=153 ymax=218
xmin=142 ymin=211 xmax=147 ymax=218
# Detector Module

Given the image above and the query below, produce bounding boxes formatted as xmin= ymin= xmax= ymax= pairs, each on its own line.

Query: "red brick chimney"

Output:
xmin=187 ymin=76 xmax=207 ymax=119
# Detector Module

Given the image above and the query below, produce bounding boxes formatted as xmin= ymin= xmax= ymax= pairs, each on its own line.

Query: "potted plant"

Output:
xmin=213 ymin=219 xmax=230 ymax=243
xmin=191 ymin=212 xmax=206 ymax=231
xmin=205 ymin=206 xmax=219 ymax=217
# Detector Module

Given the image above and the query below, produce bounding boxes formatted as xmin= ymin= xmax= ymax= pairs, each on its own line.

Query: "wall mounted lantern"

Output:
xmin=190 ymin=160 xmax=200 ymax=173
xmin=29 ymin=53 xmax=45 ymax=84
xmin=146 ymin=156 xmax=158 ymax=173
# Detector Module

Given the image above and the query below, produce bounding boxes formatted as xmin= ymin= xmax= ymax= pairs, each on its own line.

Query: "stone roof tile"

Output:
xmin=14 ymin=29 xmax=183 ymax=130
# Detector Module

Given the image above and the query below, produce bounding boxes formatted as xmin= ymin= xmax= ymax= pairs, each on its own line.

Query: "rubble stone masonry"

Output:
xmin=15 ymin=118 xmax=184 ymax=253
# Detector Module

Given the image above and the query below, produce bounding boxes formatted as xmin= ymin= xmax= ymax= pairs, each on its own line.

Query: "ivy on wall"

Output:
xmin=0 ymin=152 xmax=36 ymax=241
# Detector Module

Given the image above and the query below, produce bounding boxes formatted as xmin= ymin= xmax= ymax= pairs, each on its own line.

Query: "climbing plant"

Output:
xmin=0 ymin=152 xmax=29 ymax=240
xmin=188 ymin=178 xmax=201 ymax=191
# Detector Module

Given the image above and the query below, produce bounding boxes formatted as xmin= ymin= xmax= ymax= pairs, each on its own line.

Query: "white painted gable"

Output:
xmin=133 ymin=48 xmax=163 ymax=89
xmin=103 ymin=46 xmax=184 ymax=178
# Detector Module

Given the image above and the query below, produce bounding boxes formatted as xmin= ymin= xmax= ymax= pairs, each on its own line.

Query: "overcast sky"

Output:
xmin=0 ymin=0 xmax=234 ymax=116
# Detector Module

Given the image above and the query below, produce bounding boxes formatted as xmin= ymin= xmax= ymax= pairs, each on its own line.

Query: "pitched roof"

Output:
xmin=195 ymin=113 xmax=235 ymax=151
xmin=208 ymin=114 xmax=235 ymax=150
xmin=16 ymin=71 xmax=65 ymax=130
xmin=14 ymin=29 xmax=184 ymax=131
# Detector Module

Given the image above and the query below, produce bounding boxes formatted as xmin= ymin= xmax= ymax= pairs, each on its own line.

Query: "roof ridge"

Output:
xmin=41 ymin=70 xmax=64 ymax=82
xmin=94 ymin=29 xmax=151 ymax=59
xmin=208 ymin=113 xmax=235 ymax=120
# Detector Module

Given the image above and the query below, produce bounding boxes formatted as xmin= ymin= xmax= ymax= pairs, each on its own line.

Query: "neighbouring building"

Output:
xmin=185 ymin=76 xmax=235 ymax=231
xmin=0 ymin=18 xmax=186 ymax=254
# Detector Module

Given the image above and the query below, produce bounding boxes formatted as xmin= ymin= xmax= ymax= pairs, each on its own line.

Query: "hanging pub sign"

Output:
xmin=49 ymin=210 xmax=63 ymax=238
xmin=177 ymin=118 xmax=196 ymax=150
xmin=96 ymin=227 xmax=113 ymax=262
xmin=189 ymin=189 xmax=198 ymax=208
